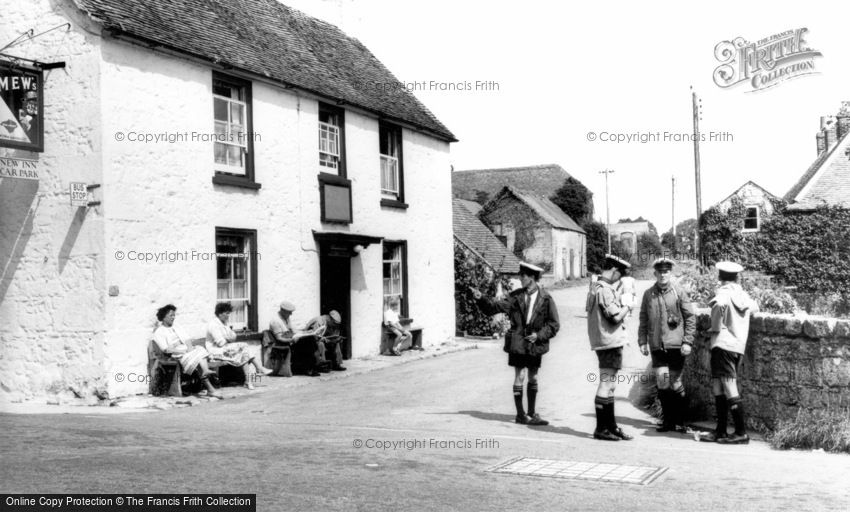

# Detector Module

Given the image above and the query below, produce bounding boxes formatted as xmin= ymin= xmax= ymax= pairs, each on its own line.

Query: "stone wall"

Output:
xmin=683 ymin=309 xmax=850 ymax=430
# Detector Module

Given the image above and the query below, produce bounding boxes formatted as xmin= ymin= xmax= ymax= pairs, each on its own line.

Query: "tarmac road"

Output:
xmin=2 ymin=282 xmax=849 ymax=511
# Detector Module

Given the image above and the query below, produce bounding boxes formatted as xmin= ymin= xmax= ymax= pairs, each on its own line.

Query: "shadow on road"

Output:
xmin=449 ymin=410 xmax=590 ymax=439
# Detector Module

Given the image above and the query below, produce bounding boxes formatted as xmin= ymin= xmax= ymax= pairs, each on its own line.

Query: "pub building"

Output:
xmin=0 ymin=0 xmax=456 ymax=400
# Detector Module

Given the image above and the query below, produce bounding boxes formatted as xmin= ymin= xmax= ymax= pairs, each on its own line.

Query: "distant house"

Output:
xmin=784 ymin=102 xmax=850 ymax=211
xmin=479 ymin=186 xmax=586 ymax=281
xmin=452 ymin=163 xmax=590 ymax=211
xmin=715 ymin=181 xmax=781 ymax=232
xmin=608 ymin=221 xmax=651 ymax=253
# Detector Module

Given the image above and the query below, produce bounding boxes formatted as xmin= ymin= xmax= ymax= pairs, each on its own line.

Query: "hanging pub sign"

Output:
xmin=0 ymin=60 xmax=44 ymax=152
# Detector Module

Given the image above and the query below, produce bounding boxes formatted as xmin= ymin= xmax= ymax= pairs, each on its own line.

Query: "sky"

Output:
xmin=283 ymin=0 xmax=849 ymax=233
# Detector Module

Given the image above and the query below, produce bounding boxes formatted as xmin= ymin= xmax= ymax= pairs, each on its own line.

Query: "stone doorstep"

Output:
xmin=1 ymin=340 xmax=479 ymax=414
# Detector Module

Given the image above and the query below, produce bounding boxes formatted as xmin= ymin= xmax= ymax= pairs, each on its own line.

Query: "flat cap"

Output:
xmin=279 ymin=300 xmax=296 ymax=312
xmin=604 ymin=254 xmax=631 ymax=271
xmin=716 ymin=261 xmax=744 ymax=274
xmin=519 ymin=261 xmax=544 ymax=275
xmin=653 ymin=257 xmax=675 ymax=270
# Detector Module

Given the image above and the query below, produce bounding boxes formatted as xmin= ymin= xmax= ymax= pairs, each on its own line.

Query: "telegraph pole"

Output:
xmin=671 ymin=175 xmax=676 ymax=254
xmin=691 ymin=87 xmax=703 ymax=264
xmin=599 ymin=169 xmax=615 ymax=253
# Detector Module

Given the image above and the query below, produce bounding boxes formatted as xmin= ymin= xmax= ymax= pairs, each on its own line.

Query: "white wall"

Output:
xmin=98 ymin=41 xmax=453 ymax=394
xmin=0 ymin=0 xmax=106 ymax=403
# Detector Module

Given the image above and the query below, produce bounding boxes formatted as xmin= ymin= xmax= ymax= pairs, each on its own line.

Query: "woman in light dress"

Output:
xmin=205 ymin=302 xmax=271 ymax=389
xmin=152 ymin=304 xmax=221 ymax=398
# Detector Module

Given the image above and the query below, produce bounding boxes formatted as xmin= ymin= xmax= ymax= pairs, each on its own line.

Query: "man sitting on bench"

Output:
xmin=306 ymin=310 xmax=347 ymax=371
xmin=269 ymin=301 xmax=321 ymax=377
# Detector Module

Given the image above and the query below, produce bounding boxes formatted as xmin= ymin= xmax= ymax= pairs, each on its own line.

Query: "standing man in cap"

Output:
xmin=587 ymin=254 xmax=633 ymax=440
xmin=305 ymin=310 xmax=347 ymax=371
xmin=471 ymin=261 xmax=560 ymax=426
xmin=269 ymin=301 xmax=321 ymax=377
xmin=702 ymin=261 xmax=759 ymax=444
xmin=638 ymin=257 xmax=696 ymax=433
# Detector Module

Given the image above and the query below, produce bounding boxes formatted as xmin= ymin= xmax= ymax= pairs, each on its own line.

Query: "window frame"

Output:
xmin=379 ymin=121 xmax=407 ymax=209
xmin=318 ymin=102 xmax=347 ymax=178
xmin=743 ymin=206 xmax=760 ymax=232
xmin=382 ymin=240 xmax=409 ymax=317
xmin=214 ymin=227 xmax=259 ymax=332
xmin=211 ymin=72 xmax=259 ymax=189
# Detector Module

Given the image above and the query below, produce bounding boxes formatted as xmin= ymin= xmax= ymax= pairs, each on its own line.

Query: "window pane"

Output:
xmin=214 ymin=98 xmax=228 ymax=121
xmin=214 ymin=142 xmax=228 ymax=165
xmin=230 ymin=103 xmax=244 ymax=125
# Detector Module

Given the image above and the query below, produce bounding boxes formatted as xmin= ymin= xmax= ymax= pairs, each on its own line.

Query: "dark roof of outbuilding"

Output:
xmin=491 ymin=186 xmax=585 ymax=233
xmin=452 ymin=199 xmax=522 ymax=274
xmin=74 ymin=0 xmax=456 ymax=142
xmin=452 ymin=164 xmax=574 ymax=202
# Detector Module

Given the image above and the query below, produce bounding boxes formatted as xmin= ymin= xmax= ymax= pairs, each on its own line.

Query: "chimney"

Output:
xmin=822 ymin=115 xmax=837 ymax=153
xmin=816 ymin=132 xmax=826 ymax=155
xmin=837 ymin=101 xmax=850 ymax=142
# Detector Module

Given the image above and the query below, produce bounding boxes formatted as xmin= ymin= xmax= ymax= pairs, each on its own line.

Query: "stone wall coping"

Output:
xmin=694 ymin=308 xmax=850 ymax=340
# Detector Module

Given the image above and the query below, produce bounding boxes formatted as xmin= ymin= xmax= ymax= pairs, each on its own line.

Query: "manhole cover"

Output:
xmin=486 ymin=457 xmax=667 ymax=485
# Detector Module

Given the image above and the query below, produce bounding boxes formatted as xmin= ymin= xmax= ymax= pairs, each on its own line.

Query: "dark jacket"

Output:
xmin=638 ymin=282 xmax=696 ymax=350
xmin=479 ymin=287 xmax=560 ymax=356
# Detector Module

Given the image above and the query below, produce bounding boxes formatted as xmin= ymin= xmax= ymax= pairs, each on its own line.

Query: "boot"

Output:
xmin=243 ymin=366 xmax=255 ymax=390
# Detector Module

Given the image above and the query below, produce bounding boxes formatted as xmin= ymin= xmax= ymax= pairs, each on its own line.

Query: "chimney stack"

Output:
xmin=837 ymin=101 xmax=850 ymax=142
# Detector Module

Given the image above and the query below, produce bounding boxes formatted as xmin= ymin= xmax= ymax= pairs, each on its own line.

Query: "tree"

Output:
xmin=661 ymin=218 xmax=697 ymax=254
xmin=581 ymin=220 xmax=608 ymax=272
xmin=551 ymin=177 xmax=594 ymax=223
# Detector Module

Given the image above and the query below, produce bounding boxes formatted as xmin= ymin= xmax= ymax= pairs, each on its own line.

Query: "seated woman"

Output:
xmin=205 ymin=302 xmax=272 ymax=389
xmin=153 ymin=304 xmax=221 ymax=398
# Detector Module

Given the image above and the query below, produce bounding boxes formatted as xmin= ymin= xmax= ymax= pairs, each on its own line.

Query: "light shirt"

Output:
xmin=525 ymin=289 xmax=539 ymax=324
xmin=384 ymin=308 xmax=400 ymax=326
xmin=205 ymin=317 xmax=236 ymax=349
xmin=153 ymin=325 xmax=182 ymax=352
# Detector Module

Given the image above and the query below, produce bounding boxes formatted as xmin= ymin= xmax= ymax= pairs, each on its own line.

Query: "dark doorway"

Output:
xmin=319 ymin=245 xmax=352 ymax=359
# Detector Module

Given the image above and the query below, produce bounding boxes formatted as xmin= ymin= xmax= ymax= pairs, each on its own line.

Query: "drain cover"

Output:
xmin=486 ymin=457 xmax=667 ymax=485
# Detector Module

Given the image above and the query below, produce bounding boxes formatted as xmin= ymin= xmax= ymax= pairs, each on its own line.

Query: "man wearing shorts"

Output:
xmin=638 ymin=257 xmax=696 ymax=433
xmin=702 ymin=261 xmax=759 ymax=444
xmin=472 ymin=262 xmax=560 ymax=426
xmin=587 ymin=254 xmax=633 ymax=441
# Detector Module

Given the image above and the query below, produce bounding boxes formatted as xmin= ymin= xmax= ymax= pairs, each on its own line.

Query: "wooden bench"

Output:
xmin=380 ymin=318 xmax=423 ymax=354
xmin=148 ymin=340 xmax=183 ymax=396
xmin=148 ymin=338 xmax=254 ymax=396
xmin=262 ymin=330 xmax=292 ymax=377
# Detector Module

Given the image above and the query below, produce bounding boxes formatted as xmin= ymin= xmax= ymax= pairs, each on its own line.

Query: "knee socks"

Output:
xmin=513 ymin=385 xmax=524 ymax=417
xmin=527 ymin=382 xmax=538 ymax=416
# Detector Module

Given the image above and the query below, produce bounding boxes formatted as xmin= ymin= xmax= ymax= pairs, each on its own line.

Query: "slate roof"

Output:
xmin=452 ymin=199 xmax=521 ymax=274
xmin=457 ymin=198 xmax=482 ymax=215
xmin=784 ymin=130 xmax=850 ymax=210
xmin=452 ymin=164 xmax=574 ymax=202
xmin=74 ymin=0 xmax=455 ymax=142
xmin=489 ymin=186 xmax=586 ymax=234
